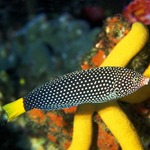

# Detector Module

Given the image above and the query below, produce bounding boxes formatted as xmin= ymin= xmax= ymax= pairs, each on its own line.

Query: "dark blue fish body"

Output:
xmin=23 ymin=67 xmax=148 ymax=111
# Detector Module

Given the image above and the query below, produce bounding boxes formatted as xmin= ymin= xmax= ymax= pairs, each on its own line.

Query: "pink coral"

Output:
xmin=123 ymin=0 xmax=150 ymax=25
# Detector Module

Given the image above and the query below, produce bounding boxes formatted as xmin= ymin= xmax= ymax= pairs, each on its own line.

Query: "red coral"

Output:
xmin=91 ymin=50 xmax=105 ymax=67
xmin=62 ymin=106 xmax=77 ymax=114
xmin=47 ymin=112 xmax=66 ymax=128
xmin=81 ymin=15 xmax=131 ymax=69
xmin=27 ymin=109 xmax=46 ymax=124
xmin=123 ymin=0 xmax=150 ymax=25
xmin=47 ymin=133 xmax=57 ymax=143
xmin=94 ymin=114 xmax=120 ymax=150
xmin=27 ymin=109 xmax=73 ymax=149
xmin=81 ymin=49 xmax=106 ymax=70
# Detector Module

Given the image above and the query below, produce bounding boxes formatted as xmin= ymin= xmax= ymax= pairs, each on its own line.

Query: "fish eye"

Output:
xmin=132 ymin=77 xmax=139 ymax=83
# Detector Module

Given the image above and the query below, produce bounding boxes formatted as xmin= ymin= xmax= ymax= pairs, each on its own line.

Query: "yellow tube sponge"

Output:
xmin=101 ymin=22 xmax=149 ymax=67
xmin=69 ymin=22 xmax=149 ymax=150
xmin=97 ymin=22 xmax=149 ymax=150
xmin=143 ymin=64 xmax=150 ymax=77
xmin=96 ymin=101 xmax=143 ymax=150
xmin=68 ymin=104 xmax=96 ymax=150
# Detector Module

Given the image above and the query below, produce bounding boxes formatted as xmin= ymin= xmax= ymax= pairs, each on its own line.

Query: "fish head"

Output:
xmin=111 ymin=68 xmax=149 ymax=97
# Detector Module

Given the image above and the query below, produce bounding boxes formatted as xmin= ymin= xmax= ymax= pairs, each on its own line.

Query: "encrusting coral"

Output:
xmin=2 ymin=15 xmax=150 ymax=149
xmin=81 ymin=15 xmax=131 ymax=69
xmin=68 ymin=22 xmax=150 ymax=150
xmin=122 ymin=0 xmax=150 ymax=25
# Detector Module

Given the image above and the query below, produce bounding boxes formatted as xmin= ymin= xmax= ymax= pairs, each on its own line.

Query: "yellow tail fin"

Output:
xmin=2 ymin=98 xmax=26 ymax=122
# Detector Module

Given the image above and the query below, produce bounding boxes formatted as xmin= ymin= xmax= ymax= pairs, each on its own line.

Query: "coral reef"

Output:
xmin=1 ymin=8 xmax=150 ymax=150
xmin=23 ymin=15 xmax=149 ymax=150
xmin=69 ymin=21 xmax=150 ymax=150
xmin=123 ymin=0 xmax=150 ymax=25
xmin=0 ymin=13 xmax=99 ymax=150
xmin=81 ymin=15 xmax=131 ymax=69
xmin=26 ymin=109 xmax=74 ymax=149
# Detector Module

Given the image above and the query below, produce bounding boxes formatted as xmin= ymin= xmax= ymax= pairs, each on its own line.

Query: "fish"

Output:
xmin=2 ymin=66 xmax=149 ymax=121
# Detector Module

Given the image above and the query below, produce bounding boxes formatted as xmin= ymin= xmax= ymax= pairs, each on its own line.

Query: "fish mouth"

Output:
xmin=143 ymin=77 xmax=149 ymax=85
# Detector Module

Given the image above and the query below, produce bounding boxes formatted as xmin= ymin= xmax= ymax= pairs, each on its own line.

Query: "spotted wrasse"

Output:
xmin=2 ymin=67 xmax=149 ymax=121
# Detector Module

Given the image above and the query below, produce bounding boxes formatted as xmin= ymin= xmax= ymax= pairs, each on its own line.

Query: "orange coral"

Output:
xmin=81 ymin=15 xmax=131 ymax=69
xmin=93 ymin=113 xmax=120 ymax=150
xmin=104 ymin=16 xmax=130 ymax=46
xmin=81 ymin=62 xmax=90 ymax=70
xmin=47 ymin=112 xmax=65 ymax=128
xmin=47 ymin=133 xmax=57 ymax=143
xmin=81 ymin=49 xmax=106 ymax=69
xmin=62 ymin=106 xmax=77 ymax=114
xmin=27 ymin=109 xmax=46 ymax=124
xmin=63 ymin=140 xmax=71 ymax=149
xmin=91 ymin=50 xmax=105 ymax=67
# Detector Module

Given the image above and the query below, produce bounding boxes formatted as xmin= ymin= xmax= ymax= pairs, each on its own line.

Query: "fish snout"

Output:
xmin=143 ymin=77 xmax=149 ymax=85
